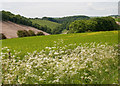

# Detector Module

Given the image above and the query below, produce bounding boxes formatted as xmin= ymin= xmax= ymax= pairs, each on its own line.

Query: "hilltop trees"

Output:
xmin=69 ymin=20 xmax=97 ymax=33
xmin=69 ymin=17 xmax=119 ymax=33
xmin=91 ymin=17 xmax=119 ymax=31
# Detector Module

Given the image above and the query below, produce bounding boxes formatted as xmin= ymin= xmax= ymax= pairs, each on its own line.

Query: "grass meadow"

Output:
xmin=2 ymin=31 xmax=118 ymax=54
xmin=30 ymin=19 xmax=61 ymax=31
xmin=1 ymin=30 xmax=119 ymax=84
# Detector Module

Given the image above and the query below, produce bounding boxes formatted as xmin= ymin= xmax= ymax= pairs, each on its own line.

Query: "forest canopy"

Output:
xmin=68 ymin=17 xmax=119 ymax=33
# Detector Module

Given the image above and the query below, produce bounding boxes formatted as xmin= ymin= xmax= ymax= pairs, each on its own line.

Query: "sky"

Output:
xmin=0 ymin=0 xmax=119 ymax=18
xmin=1 ymin=0 xmax=120 ymax=2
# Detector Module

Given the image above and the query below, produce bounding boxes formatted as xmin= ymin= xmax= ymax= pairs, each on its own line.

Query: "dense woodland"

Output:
xmin=68 ymin=17 xmax=120 ymax=33
xmin=1 ymin=10 xmax=120 ymax=36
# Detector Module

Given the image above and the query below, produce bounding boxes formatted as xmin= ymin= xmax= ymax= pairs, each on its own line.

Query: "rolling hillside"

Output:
xmin=1 ymin=21 xmax=50 ymax=38
xmin=30 ymin=19 xmax=61 ymax=31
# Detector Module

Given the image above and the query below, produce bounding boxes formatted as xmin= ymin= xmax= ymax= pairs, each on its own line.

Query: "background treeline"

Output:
xmin=1 ymin=10 xmax=51 ymax=34
xmin=42 ymin=16 xmax=90 ymax=34
xmin=31 ymin=15 xmax=90 ymax=34
xmin=68 ymin=17 xmax=120 ymax=33
xmin=42 ymin=16 xmax=90 ymax=23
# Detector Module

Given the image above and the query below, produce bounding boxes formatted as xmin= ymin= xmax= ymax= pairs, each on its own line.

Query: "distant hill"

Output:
xmin=41 ymin=15 xmax=90 ymax=24
xmin=109 ymin=15 xmax=120 ymax=18
xmin=1 ymin=21 xmax=50 ymax=38
xmin=30 ymin=19 xmax=61 ymax=32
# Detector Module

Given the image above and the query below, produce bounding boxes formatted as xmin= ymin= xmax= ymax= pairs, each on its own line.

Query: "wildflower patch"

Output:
xmin=1 ymin=43 xmax=118 ymax=84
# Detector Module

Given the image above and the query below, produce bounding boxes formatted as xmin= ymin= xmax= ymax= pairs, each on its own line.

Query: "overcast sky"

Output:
xmin=1 ymin=0 xmax=120 ymax=2
xmin=0 ymin=0 xmax=119 ymax=18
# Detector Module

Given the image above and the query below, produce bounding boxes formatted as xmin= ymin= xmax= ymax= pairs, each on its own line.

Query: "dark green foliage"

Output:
xmin=36 ymin=32 xmax=44 ymax=36
xmin=52 ymin=25 xmax=63 ymax=34
xmin=0 ymin=33 xmax=7 ymax=40
xmin=28 ymin=30 xmax=36 ymax=36
xmin=91 ymin=17 xmax=119 ymax=31
xmin=17 ymin=30 xmax=29 ymax=37
xmin=42 ymin=15 xmax=90 ymax=24
xmin=43 ymin=25 xmax=51 ymax=34
xmin=17 ymin=30 xmax=38 ymax=37
xmin=2 ymin=11 xmax=32 ymax=26
xmin=42 ymin=17 xmax=58 ymax=22
xmin=17 ymin=30 xmax=46 ymax=37
xmin=69 ymin=17 xmax=119 ymax=33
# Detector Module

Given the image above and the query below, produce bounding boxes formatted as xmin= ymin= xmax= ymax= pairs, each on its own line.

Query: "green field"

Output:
xmin=1 ymin=30 xmax=119 ymax=84
xmin=115 ymin=18 xmax=120 ymax=22
xmin=30 ymin=19 xmax=60 ymax=30
xmin=2 ymin=31 xmax=118 ymax=54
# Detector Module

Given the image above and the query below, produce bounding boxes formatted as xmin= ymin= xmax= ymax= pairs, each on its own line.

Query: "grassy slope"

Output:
xmin=30 ymin=19 xmax=60 ymax=30
xmin=2 ymin=31 xmax=118 ymax=54
xmin=115 ymin=18 xmax=120 ymax=22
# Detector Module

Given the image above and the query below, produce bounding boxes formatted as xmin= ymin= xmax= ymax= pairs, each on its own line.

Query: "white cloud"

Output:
xmin=1 ymin=2 xmax=118 ymax=17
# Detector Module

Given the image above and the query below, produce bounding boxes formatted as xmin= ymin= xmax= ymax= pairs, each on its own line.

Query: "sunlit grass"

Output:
xmin=1 ymin=31 xmax=118 ymax=54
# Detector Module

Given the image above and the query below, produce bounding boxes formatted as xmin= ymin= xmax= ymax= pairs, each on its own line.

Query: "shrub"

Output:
xmin=0 ymin=33 xmax=7 ymax=39
xmin=23 ymin=30 xmax=30 ymax=36
xmin=36 ymin=32 xmax=44 ymax=36
xmin=17 ymin=30 xmax=29 ymax=37
xmin=28 ymin=30 xmax=36 ymax=36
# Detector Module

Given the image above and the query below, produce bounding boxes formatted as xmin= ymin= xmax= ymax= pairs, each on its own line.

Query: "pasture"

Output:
xmin=1 ymin=30 xmax=119 ymax=84
xmin=2 ymin=31 xmax=118 ymax=54
xmin=30 ymin=19 xmax=61 ymax=31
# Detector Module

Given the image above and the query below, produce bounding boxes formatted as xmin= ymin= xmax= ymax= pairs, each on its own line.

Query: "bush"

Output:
xmin=23 ymin=30 xmax=30 ymax=36
xmin=28 ymin=30 xmax=36 ymax=36
xmin=0 ymin=33 xmax=7 ymax=39
xmin=17 ymin=30 xmax=43 ymax=38
xmin=36 ymin=32 xmax=44 ymax=36
xmin=17 ymin=30 xmax=29 ymax=37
